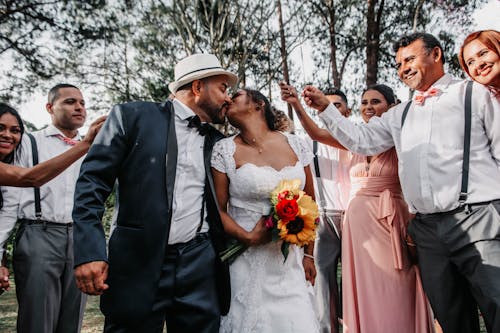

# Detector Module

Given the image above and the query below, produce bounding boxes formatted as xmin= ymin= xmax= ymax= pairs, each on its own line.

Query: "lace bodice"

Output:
xmin=211 ymin=132 xmax=313 ymax=230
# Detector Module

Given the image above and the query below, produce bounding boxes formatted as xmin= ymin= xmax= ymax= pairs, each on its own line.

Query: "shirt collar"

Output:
xmin=173 ymin=98 xmax=196 ymax=121
xmin=43 ymin=124 xmax=82 ymax=140
xmin=421 ymin=73 xmax=453 ymax=92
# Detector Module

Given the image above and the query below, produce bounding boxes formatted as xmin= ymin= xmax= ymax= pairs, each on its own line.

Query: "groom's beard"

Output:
xmin=202 ymin=101 xmax=228 ymax=125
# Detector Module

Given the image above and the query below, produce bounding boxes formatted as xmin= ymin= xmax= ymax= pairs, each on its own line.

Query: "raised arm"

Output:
xmin=302 ymin=85 xmax=395 ymax=156
xmin=0 ymin=116 xmax=106 ymax=187
xmin=211 ymin=168 xmax=270 ymax=246
xmin=279 ymin=82 xmax=346 ymax=150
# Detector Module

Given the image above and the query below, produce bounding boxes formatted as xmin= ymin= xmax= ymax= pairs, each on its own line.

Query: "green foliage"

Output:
xmin=0 ymin=0 xmax=112 ymax=103
xmin=300 ymin=0 xmax=485 ymax=106
xmin=102 ymin=189 xmax=116 ymax=236
xmin=0 ymin=0 xmax=489 ymax=115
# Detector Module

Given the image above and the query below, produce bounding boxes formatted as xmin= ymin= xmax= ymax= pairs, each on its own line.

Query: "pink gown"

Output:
xmin=341 ymin=148 xmax=434 ymax=333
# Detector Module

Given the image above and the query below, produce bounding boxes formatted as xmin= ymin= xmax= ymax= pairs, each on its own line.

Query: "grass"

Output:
xmin=0 ymin=278 xmax=104 ymax=333
xmin=0 ymin=276 xmax=488 ymax=333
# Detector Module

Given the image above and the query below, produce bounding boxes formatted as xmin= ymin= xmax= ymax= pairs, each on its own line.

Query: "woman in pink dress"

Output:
xmin=341 ymin=84 xmax=434 ymax=333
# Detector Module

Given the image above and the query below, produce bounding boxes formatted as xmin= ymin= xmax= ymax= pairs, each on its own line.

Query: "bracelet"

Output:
xmin=303 ymin=253 xmax=314 ymax=260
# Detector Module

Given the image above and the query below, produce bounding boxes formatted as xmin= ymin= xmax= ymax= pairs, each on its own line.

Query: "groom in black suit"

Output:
xmin=72 ymin=54 xmax=238 ymax=332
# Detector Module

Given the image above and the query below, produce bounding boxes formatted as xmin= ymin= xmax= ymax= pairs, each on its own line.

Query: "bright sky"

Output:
xmin=10 ymin=0 xmax=500 ymax=129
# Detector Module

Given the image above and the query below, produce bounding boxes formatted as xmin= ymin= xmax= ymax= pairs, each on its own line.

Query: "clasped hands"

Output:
xmin=279 ymin=81 xmax=331 ymax=113
xmin=74 ymin=261 xmax=109 ymax=295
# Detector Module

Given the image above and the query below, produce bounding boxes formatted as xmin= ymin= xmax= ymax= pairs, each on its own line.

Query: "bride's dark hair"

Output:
xmin=243 ymin=88 xmax=276 ymax=130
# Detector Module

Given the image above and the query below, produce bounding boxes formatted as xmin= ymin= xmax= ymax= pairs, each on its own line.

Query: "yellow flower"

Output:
xmin=277 ymin=214 xmax=317 ymax=247
xmin=297 ymin=192 xmax=319 ymax=220
xmin=272 ymin=179 xmax=319 ymax=248
xmin=270 ymin=179 xmax=301 ymax=204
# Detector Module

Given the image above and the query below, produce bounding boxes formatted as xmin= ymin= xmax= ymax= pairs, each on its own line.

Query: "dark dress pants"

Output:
xmin=408 ymin=200 xmax=500 ymax=333
xmin=104 ymin=233 xmax=220 ymax=333
xmin=314 ymin=212 xmax=342 ymax=333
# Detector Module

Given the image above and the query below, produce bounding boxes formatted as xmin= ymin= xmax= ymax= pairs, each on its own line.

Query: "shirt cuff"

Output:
xmin=319 ymin=103 xmax=344 ymax=122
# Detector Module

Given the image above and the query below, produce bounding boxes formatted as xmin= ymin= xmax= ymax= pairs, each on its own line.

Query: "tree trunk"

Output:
xmin=327 ymin=0 xmax=341 ymax=88
xmin=365 ymin=0 xmax=383 ymax=87
xmin=276 ymin=0 xmax=294 ymax=124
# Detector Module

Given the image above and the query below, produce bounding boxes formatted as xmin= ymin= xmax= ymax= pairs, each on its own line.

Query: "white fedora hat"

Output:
xmin=168 ymin=53 xmax=238 ymax=94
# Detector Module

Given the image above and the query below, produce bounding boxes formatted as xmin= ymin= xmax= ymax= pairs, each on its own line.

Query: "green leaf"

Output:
xmin=220 ymin=242 xmax=248 ymax=264
xmin=281 ymin=241 xmax=289 ymax=262
xmin=271 ymin=226 xmax=280 ymax=241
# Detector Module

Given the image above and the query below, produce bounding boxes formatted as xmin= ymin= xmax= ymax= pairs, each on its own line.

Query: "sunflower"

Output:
xmin=271 ymin=179 xmax=319 ymax=250
xmin=277 ymin=214 xmax=317 ymax=247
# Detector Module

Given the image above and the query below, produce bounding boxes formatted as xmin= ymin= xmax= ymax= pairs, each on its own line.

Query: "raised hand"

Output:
xmin=302 ymin=85 xmax=331 ymax=112
xmin=82 ymin=115 xmax=107 ymax=145
xmin=74 ymin=260 xmax=109 ymax=295
xmin=279 ymin=81 xmax=300 ymax=106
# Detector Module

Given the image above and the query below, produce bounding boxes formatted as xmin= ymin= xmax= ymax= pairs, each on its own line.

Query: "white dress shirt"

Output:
xmin=168 ymin=99 xmax=209 ymax=244
xmin=319 ymin=74 xmax=500 ymax=214
xmin=0 ymin=125 xmax=84 ymax=257
xmin=306 ymin=138 xmax=352 ymax=211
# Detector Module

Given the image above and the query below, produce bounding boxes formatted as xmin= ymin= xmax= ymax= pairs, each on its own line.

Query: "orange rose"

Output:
xmin=276 ymin=199 xmax=299 ymax=221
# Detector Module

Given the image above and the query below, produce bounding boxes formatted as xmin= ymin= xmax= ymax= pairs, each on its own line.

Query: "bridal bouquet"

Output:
xmin=220 ymin=179 xmax=319 ymax=263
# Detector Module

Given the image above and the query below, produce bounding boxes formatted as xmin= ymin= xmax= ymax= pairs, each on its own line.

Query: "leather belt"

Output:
xmin=19 ymin=218 xmax=72 ymax=227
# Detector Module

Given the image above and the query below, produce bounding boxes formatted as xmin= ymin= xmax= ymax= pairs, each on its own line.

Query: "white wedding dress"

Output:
xmin=212 ymin=133 xmax=320 ymax=333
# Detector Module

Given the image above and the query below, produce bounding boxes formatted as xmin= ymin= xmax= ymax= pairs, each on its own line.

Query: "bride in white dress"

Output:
xmin=211 ymin=88 xmax=320 ymax=333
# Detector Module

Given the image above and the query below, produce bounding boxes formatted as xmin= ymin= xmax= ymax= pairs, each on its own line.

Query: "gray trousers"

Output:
xmin=408 ymin=200 xmax=500 ymax=333
xmin=314 ymin=211 xmax=342 ymax=333
xmin=13 ymin=222 xmax=86 ymax=333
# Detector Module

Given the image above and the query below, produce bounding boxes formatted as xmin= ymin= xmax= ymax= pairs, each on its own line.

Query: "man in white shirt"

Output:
xmin=280 ymin=83 xmax=353 ymax=333
xmin=0 ymin=84 xmax=88 ymax=333
xmin=308 ymin=89 xmax=352 ymax=333
xmin=303 ymin=32 xmax=500 ymax=333
xmin=310 ymin=139 xmax=351 ymax=333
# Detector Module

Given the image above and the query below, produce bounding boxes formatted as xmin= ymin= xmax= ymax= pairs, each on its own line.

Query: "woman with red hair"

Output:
xmin=459 ymin=30 xmax=500 ymax=96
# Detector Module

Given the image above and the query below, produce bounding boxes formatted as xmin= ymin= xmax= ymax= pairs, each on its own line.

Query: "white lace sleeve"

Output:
xmin=288 ymin=134 xmax=314 ymax=166
xmin=211 ymin=139 xmax=227 ymax=173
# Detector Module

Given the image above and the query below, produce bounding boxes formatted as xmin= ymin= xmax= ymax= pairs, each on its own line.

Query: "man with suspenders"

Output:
xmin=303 ymin=32 xmax=500 ymax=333
xmin=0 ymin=84 xmax=88 ymax=333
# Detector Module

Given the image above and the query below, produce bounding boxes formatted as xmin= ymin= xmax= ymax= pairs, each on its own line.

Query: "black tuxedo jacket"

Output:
xmin=72 ymin=100 xmax=229 ymax=324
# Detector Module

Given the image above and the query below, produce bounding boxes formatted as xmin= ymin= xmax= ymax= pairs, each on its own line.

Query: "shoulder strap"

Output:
xmin=312 ymin=140 xmax=321 ymax=177
xmin=312 ymin=141 xmax=341 ymax=238
xmin=26 ymin=133 xmax=42 ymax=219
xmin=401 ymin=101 xmax=413 ymax=128
xmin=459 ymin=81 xmax=473 ymax=204
xmin=312 ymin=140 xmax=326 ymax=210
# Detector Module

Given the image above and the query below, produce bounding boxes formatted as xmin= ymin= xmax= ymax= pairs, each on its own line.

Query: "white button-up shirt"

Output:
xmin=168 ymin=99 xmax=209 ymax=244
xmin=319 ymin=74 xmax=500 ymax=214
xmin=0 ymin=125 xmax=84 ymax=257
xmin=307 ymin=138 xmax=352 ymax=211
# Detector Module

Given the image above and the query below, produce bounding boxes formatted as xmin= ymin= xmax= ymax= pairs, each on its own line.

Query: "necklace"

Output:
xmin=240 ymin=133 xmax=267 ymax=154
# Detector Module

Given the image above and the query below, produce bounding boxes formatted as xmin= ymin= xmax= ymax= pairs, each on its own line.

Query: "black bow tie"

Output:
xmin=187 ymin=115 xmax=209 ymax=136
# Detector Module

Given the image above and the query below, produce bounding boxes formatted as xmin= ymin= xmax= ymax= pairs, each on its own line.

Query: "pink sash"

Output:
xmin=351 ymin=176 xmax=410 ymax=270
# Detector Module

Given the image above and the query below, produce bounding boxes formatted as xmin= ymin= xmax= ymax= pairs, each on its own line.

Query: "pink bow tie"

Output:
xmin=414 ymin=87 xmax=440 ymax=105
xmin=54 ymin=134 xmax=79 ymax=146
